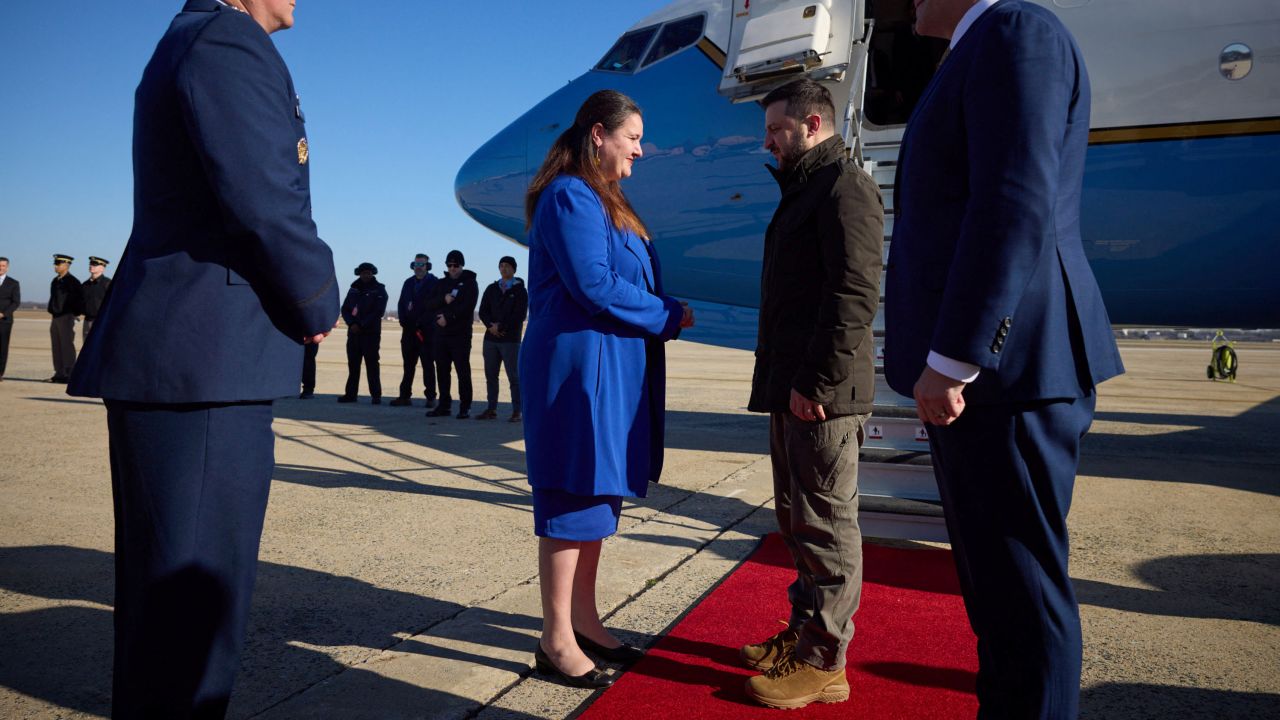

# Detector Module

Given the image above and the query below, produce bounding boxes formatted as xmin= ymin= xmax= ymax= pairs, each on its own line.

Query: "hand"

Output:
xmin=444 ymin=294 xmax=455 ymax=305
xmin=913 ymin=365 xmax=967 ymax=426
xmin=303 ymin=330 xmax=331 ymax=345
xmin=436 ymin=315 xmax=447 ymax=328
xmin=348 ymin=324 xmax=360 ymax=335
xmin=680 ymin=302 xmax=695 ymax=329
xmin=790 ymin=388 xmax=826 ymax=422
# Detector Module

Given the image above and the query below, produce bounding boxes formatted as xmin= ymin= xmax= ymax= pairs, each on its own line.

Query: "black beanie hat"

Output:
xmin=499 ymin=255 xmax=517 ymax=270
xmin=446 ymin=250 xmax=465 ymax=266
xmin=354 ymin=262 xmax=378 ymax=275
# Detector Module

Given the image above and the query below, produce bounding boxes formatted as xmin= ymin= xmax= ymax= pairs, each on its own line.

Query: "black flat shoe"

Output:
xmin=574 ymin=631 xmax=646 ymax=664
xmin=534 ymin=644 xmax=614 ymax=689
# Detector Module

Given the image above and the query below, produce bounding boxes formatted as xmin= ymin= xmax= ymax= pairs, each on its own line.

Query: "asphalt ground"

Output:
xmin=1 ymin=311 xmax=1277 ymax=719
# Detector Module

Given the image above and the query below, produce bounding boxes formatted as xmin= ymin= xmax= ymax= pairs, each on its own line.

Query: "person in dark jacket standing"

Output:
xmin=339 ymin=262 xmax=388 ymax=404
xmin=424 ymin=249 xmax=478 ymax=419
xmin=476 ymin=255 xmax=527 ymax=421
xmin=66 ymin=1 xmax=340 ymax=716
xmin=81 ymin=256 xmax=112 ymax=340
xmin=390 ymin=253 xmax=439 ymax=407
xmin=48 ymin=253 xmax=84 ymax=383
xmin=739 ymin=80 xmax=884 ymax=710
xmin=0 ymin=257 xmax=19 ymax=381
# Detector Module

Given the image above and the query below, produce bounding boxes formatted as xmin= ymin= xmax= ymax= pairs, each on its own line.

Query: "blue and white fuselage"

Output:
xmin=457 ymin=0 xmax=1280 ymax=346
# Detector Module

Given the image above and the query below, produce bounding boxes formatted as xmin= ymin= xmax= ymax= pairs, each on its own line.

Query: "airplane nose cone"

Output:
xmin=455 ymin=125 xmax=529 ymax=243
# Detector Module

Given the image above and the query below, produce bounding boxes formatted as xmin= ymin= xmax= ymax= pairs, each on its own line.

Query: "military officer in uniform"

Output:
xmin=67 ymin=1 xmax=339 ymax=717
xmin=0 ymin=257 xmax=19 ymax=381
xmin=48 ymin=253 xmax=83 ymax=383
xmin=82 ymin=256 xmax=112 ymax=340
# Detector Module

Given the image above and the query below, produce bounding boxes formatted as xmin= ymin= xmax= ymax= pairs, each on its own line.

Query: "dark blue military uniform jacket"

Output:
xmin=69 ymin=0 xmax=338 ymax=403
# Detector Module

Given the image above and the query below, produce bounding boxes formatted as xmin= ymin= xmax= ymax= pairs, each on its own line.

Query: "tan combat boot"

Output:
xmin=745 ymin=652 xmax=850 ymax=709
xmin=739 ymin=625 xmax=798 ymax=671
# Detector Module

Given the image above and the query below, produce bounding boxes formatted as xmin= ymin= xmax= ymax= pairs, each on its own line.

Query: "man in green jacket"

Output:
xmin=740 ymin=79 xmax=885 ymax=710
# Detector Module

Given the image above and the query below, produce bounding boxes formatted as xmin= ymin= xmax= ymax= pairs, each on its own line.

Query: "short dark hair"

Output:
xmin=761 ymin=79 xmax=835 ymax=126
xmin=415 ymin=253 xmax=429 ymax=260
xmin=0 ymin=257 xmax=8 ymax=263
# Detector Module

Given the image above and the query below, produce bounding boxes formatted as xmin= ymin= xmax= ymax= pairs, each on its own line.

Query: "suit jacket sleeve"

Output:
xmin=538 ymin=180 xmax=683 ymax=339
xmin=930 ymin=10 xmax=1075 ymax=368
xmin=793 ymin=169 xmax=884 ymax=402
xmin=176 ymin=13 xmax=338 ymax=338
xmin=0 ymin=280 xmax=18 ymax=316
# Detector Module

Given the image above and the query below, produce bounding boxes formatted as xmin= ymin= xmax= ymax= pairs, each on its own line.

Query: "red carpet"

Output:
xmin=580 ymin=534 xmax=978 ymax=719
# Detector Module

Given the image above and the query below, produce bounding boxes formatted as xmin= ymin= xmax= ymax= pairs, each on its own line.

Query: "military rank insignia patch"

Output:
xmin=297 ymin=138 xmax=309 ymax=165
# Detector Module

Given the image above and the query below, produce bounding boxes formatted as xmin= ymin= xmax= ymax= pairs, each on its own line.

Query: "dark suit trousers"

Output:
xmin=105 ymin=400 xmax=274 ymax=719
xmin=301 ymin=341 xmax=319 ymax=393
xmin=927 ymin=394 xmax=1095 ymax=720
xmin=83 ymin=318 xmax=96 ymax=342
xmin=397 ymin=327 xmax=436 ymax=400
xmin=434 ymin=335 xmax=472 ymax=410
xmin=50 ymin=314 xmax=76 ymax=378
xmin=0 ymin=319 xmax=12 ymax=377
xmin=344 ymin=331 xmax=381 ymax=400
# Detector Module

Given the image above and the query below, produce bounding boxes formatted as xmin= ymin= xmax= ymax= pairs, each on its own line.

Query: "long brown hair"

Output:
xmin=525 ymin=90 xmax=649 ymax=238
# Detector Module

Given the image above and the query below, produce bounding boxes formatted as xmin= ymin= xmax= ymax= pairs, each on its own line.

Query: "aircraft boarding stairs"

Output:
xmin=855 ymin=141 xmax=949 ymax=543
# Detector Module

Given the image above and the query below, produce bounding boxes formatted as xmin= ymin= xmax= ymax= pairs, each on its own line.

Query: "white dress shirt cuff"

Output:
xmin=927 ymin=351 xmax=981 ymax=383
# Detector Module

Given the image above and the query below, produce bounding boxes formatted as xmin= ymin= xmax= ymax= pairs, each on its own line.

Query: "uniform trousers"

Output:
xmin=50 ymin=313 xmax=77 ymax=378
xmin=0 ymin=318 xmax=12 ymax=377
xmin=770 ymin=411 xmax=869 ymax=671
xmin=482 ymin=338 xmax=521 ymax=412
xmin=301 ymin=341 xmax=319 ymax=394
xmin=344 ymin=331 xmax=381 ymax=400
xmin=397 ymin=327 xmax=436 ymax=401
xmin=434 ymin=335 xmax=472 ymax=411
xmin=105 ymin=400 xmax=274 ymax=719
xmin=926 ymin=394 xmax=1095 ymax=720
xmin=83 ymin=317 xmax=96 ymax=342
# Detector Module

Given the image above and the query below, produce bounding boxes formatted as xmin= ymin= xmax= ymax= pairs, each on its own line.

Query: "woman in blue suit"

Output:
xmin=522 ymin=90 xmax=693 ymax=688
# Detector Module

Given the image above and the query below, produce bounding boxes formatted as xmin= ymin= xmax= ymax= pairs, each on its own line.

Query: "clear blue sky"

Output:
xmin=0 ymin=0 xmax=669 ymax=301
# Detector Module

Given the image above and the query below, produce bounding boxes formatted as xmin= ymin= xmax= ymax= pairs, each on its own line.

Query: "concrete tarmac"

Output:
xmin=1 ymin=311 xmax=1277 ymax=719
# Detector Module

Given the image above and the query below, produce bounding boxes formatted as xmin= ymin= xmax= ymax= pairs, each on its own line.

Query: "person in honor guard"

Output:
xmin=81 ymin=256 xmax=112 ymax=340
xmin=476 ymin=255 xmax=527 ymax=421
xmin=886 ymin=1 xmax=1125 ymax=716
xmin=0 ymin=257 xmax=19 ymax=381
xmin=390 ymin=253 xmax=439 ymax=407
xmin=739 ymin=79 xmax=884 ymax=710
xmin=424 ymin=249 xmax=479 ymax=419
xmin=338 ymin=262 xmax=388 ymax=404
xmin=48 ymin=253 xmax=84 ymax=383
xmin=522 ymin=90 xmax=693 ymax=688
xmin=67 ymin=1 xmax=339 ymax=717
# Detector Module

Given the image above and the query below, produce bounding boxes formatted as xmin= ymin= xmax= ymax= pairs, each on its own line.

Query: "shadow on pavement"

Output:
xmin=1075 ymin=553 xmax=1280 ymax=626
xmin=0 ymin=545 xmax=545 ymax=719
xmin=1081 ymin=682 xmax=1280 ymax=719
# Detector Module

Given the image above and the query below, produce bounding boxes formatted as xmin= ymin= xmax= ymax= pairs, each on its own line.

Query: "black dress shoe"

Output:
xmin=426 ymin=406 xmax=451 ymax=417
xmin=456 ymin=409 xmax=470 ymax=419
xmin=534 ymin=644 xmax=614 ymax=689
xmin=337 ymin=395 xmax=356 ymax=403
xmin=574 ymin=631 xmax=646 ymax=664
xmin=299 ymin=391 xmax=314 ymax=399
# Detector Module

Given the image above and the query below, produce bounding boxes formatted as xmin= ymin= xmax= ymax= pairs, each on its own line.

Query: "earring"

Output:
xmin=592 ymin=144 xmax=601 ymax=167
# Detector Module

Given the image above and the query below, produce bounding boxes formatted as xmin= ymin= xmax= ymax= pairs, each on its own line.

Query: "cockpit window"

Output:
xmin=595 ymin=27 xmax=658 ymax=73
xmin=642 ymin=15 xmax=705 ymax=68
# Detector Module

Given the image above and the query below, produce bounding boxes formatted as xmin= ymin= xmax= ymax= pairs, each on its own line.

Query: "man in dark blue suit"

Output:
xmin=885 ymin=1 xmax=1125 ymax=717
xmin=67 ymin=0 xmax=338 ymax=716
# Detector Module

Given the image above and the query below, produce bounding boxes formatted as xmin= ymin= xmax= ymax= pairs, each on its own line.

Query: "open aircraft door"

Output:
xmin=717 ymin=0 xmax=872 ymax=159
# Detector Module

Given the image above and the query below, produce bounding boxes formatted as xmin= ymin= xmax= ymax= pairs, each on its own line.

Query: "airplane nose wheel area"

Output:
xmin=1207 ymin=330 xmax=1239 ymax=382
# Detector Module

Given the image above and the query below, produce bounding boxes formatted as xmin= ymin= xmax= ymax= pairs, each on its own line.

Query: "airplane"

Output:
xmin=454 ymin=0 xmax=1280 ymax=538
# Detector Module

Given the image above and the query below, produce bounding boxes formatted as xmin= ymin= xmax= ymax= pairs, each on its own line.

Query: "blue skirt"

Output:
xmin=532 ymin=488 xmax=623 ymax=541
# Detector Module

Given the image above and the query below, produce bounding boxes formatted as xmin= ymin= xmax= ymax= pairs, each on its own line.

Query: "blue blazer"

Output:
xmin=885 ymin=1 xmax=1122 ymax=404
xmin=69 ymin=0 xmax=338 ymax=403
xmin=520 ymin=175 xmax=684 ymax=498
